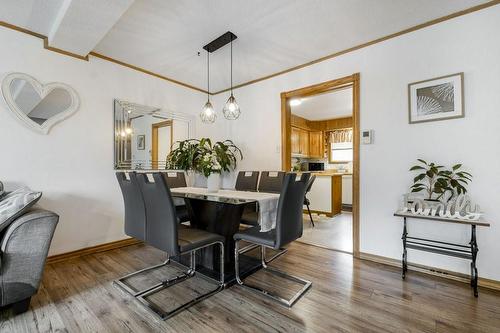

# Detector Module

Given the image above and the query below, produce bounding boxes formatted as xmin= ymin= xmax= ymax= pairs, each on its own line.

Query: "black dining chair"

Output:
xmin=116 ymin=172 xmax=146 ymax=242
xmin=161 ymin=171 xmax=189 ymax=223
xmin=235 ymin=171 xmax=259 ymax=191
xmin=234 ymin=173 xmax=312 ymax=307
xmin=240 ymin=171 xmax=285 ymax=226
xmin=304 ymin=175 xmax=316 ymax=227
xmin=258 ymin=171 xmax=286 ymax=193
xmin=116 ymin=172 xmax=176 ymax=297
xmin=114 ymin=172 xmax=225 ymax=320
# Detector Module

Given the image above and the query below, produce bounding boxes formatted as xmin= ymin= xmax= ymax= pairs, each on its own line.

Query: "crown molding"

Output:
xmin=88 ymin=52 xmax=207 ymax=93
xmin=0 ymin=20 xmax=206 ymax=93
xmin=2 ymin=0 xmax=499 ymax=95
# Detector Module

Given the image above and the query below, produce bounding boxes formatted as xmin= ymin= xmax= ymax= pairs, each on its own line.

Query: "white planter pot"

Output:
xmin=185 ymin=170 xmax=196 ymax=187
xmin=207 ymin=173 xmax=221 ymax=192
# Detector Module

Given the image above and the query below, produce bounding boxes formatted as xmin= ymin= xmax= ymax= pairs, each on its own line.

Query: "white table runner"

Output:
xmin=171 ymin=187 xmax=280 ymax=232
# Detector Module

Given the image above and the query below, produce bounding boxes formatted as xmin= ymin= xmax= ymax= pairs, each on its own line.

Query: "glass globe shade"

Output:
xmin=200 ymin=100 xmax=216 ymax=124
xmin=222 ymin=95 xmax=241 ymax=120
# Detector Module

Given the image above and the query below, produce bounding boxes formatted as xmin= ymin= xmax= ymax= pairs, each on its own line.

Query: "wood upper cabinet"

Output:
xmin=299 ymin=129 xmax=309 ymax=157
xmin=291 ymin=126 xmax=309 ymax=156
xmin=291 ymin=126 xmax=323 ymax=158
xmin=291 ymin=127 xmax=301 ymax=155
xmin=309 ymin=131 xmax=323 ymax=158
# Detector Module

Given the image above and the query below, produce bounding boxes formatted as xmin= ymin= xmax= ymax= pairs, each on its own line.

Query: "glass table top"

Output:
xmin=171 ymin=191 xmax=257 ymax=205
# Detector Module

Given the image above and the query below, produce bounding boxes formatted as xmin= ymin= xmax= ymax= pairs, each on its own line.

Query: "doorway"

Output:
xmin=152 ymin=120 xmax=173 ymax=169
xmin=281 ymin=73 xmax=360 ymax=257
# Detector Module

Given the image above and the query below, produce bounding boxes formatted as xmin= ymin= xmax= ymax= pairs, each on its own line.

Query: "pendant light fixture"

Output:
xmin=200 ymin=50 xmax=216 ymax=124
xmin=222 ymin=37 xmax=240 ymax=120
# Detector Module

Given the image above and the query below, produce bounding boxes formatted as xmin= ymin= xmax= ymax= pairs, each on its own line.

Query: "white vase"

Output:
xmin=185 ymin=170 xmax=196 ymax=187
xmin=207 ymin=173 xmax=220 ymax=192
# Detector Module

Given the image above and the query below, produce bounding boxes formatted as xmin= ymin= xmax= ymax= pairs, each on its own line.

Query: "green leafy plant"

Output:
xmin=409 ymin=159 xmax=446 ymax=200
xmin=167 ymin=138 xmax=243 ymax=177
xmin=166 ymin=139 xmax=201 ymax=171
xmin=439 ymin=164 xmax=472 ymax=197
xmin=409 ymin=159 xmax=472 ymax=201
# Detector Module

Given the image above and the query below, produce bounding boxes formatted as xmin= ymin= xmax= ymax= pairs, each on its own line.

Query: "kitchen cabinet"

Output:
xmin=291 ymin=127 xmax=301 ymax=155
xmin=291 ymin=126 xmax=309 ymax=156
xmin=342 ymin=175 xmax=352 ymax=205
xmin=309 ymin=131 xmax=323 ymax=158
xmin=304 ymin=174 xmax=342 ymax=217
xmin=291 ymin=126 xmax=324 ymax=158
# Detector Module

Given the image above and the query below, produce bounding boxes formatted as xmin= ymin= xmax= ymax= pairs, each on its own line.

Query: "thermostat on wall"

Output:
xmin=362 ymin=130 xmax=373 ymax=144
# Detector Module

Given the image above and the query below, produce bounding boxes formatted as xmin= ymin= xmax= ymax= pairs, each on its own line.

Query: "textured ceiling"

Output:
xmin=0 ymin=0 xmax=493 ymax=92
xmin=291 ymin=88 xmax=352 ymax=121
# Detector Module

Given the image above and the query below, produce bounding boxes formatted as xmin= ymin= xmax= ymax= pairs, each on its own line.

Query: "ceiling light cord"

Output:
xmin=230 ymin=39 xmax=233 ymax=96
xmin=207 ymin=50 xmax=210 ymax=100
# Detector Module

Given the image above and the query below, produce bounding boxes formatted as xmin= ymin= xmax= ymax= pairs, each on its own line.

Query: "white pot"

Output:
xmin=185 ymin=170 xmax=196 ymax=187
xmin=207 ymin=173 xmax=221 ymax=192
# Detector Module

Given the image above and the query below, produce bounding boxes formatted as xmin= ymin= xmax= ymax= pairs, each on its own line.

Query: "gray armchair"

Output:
xmin=0 ymin=209 xmax=59 ymax=314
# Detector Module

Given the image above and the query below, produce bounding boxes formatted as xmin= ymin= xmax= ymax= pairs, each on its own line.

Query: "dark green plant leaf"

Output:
xmin=414 ymin=173 xmax=426 ymax=182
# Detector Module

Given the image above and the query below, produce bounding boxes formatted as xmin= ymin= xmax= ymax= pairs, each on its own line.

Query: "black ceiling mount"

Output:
xmin=203 ymin=31 xmax=237 ymax=53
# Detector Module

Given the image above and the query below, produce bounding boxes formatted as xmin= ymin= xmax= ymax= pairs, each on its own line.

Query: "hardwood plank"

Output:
xmin=2 ymin=242 xmax=500 ymax=332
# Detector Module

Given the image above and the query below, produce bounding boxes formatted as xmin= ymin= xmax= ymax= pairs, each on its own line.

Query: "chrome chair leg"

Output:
xmin=234 ymin=240 xmax=312 ymax=307
xmin=114 ymin=257 xmax=189 ymax=297
xmin=136 ymin=241 xmax=225 ymax=320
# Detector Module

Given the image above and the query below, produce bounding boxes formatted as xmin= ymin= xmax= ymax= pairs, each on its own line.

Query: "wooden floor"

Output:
xmin=299 ymin=212 xmax=353 ymax=253
xmin=2 ymin=242 xmax=500 ymax=332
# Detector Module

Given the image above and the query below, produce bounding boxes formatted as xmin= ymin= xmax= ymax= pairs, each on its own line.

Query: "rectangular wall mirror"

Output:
xmin=114 ymin=99 xmax=194 ymax=170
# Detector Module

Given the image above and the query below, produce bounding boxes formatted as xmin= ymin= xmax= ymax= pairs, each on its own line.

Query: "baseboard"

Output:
xmin=46 ymin=238 xmax=142 ymax=264
xmin=359 ymin=252 xmax=500 ymax=292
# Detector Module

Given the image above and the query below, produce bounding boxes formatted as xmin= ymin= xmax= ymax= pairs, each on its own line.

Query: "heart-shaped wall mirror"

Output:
xmin=1 ymin=73 xmax=79 ymax=134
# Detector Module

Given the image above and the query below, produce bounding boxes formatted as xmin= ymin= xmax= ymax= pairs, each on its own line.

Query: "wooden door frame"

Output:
xmin=151 ymin=120 xmax=173 ymax=169
xmin=280 ymin=73 xmax=360 ymax=257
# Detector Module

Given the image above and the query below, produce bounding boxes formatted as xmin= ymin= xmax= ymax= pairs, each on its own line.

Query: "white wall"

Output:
xmin=1 ymin=6 xmax=499 ymax=281
xmin=0 ymin=26 xmax=205 ymax=255
xmin=197 ymin=7 xmax=500 ymax=280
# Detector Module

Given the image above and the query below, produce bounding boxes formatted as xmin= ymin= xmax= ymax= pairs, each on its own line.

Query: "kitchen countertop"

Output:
xmin=297 ymin=171 xmax=352 ymax=177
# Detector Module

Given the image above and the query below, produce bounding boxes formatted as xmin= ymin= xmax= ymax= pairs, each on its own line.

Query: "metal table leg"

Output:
xmin=470 ymin=225 xmax=479 ymax=297
xmin=402 ymin=217 xmax=408 ymax=279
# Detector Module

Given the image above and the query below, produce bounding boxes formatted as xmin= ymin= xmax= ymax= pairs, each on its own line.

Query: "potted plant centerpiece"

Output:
xmin=167 ymin=138 xmax=242 ymax=192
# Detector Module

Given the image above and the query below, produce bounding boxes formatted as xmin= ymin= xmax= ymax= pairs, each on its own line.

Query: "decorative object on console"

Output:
xmin=408 ymin=72 xmax=464 ymax=124
xmin=401 ymin=159 xmax=479 ymax=220
xmin=167 ymin=138 xmax=242 ymax=192
xmin=409 ymin=159 xmax=472 ymax=201
xmin=1 ymin=72 xmax=80 ymax=134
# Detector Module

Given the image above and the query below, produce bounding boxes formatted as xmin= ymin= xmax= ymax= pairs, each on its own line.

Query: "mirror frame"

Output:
xmin=113 ymin=99 xmax=195 ymax=170
xmin=1 ymin=72 xmax=80 ymax=134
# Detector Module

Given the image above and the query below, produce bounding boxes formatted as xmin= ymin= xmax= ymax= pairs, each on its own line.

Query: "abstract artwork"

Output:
xmin=137 ymin=135 xmax=145 ymax=150
xmin=408 ymin=73 xmax=464 ymax=124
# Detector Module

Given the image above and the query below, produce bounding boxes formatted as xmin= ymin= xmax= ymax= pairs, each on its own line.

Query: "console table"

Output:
xmin=394 ymin=212 xmax=490 ymax=297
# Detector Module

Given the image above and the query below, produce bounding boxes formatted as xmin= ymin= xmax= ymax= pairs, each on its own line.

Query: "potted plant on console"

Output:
xmin=409 ymin=159 xmax=472 ymax=203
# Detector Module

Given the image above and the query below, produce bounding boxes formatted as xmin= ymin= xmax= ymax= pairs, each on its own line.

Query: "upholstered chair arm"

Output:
xmin=0 ymin=209 xmax=59 ymax=306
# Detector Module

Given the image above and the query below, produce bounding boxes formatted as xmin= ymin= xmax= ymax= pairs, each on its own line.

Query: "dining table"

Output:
xmin=170 ymin=187 xmax=280 ymax=285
